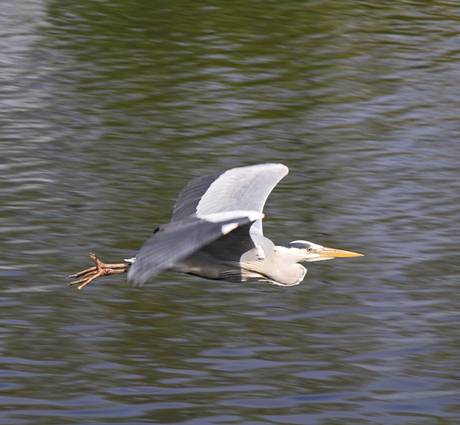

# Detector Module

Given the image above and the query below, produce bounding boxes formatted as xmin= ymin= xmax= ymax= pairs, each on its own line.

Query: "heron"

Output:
xmin=69 ymin=163 xmax=362 ymax=289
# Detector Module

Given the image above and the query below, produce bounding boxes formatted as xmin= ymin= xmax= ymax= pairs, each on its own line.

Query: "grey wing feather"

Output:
xmin=172 ymin=171 xmax=224 ymax=222
xmin=128 ymin=214 xmax=259 ymax=286
xmin=172 ymin=163 xmax=288 ymax=234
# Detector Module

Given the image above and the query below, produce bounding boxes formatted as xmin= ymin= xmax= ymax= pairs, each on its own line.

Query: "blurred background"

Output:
xmin=2 ymin=0 xmax=460 ymax=424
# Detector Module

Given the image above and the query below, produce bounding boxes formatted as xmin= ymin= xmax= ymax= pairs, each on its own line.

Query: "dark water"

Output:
xmin=2 ymin=0 xmax=460 ymax=423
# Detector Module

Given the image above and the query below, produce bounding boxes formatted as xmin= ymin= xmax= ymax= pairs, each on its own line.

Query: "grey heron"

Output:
xmin=69 ymin=163 xmax=362 ymax=289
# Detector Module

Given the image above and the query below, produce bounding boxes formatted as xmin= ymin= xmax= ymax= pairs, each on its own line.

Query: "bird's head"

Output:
xmin=284 ymin=240 xmax=363 ymax=263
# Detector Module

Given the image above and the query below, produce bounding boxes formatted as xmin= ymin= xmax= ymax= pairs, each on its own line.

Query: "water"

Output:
xmin=2 ymin=0 xmax=460 ymax=423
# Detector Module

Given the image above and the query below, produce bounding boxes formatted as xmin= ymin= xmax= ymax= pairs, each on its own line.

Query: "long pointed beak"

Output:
xmin=319 ymin=247 xmax=363 ymax=258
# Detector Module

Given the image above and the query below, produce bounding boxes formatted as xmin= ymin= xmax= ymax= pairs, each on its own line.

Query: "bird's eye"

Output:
xmin=307 ymin=247 xmax=312 ymax=252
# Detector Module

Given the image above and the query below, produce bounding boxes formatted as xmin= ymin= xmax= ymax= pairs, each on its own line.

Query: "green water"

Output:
xmin=2 ymin=0 xmax=460 ymax=424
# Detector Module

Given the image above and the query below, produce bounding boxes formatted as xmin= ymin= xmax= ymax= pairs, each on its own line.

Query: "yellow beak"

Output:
xmin=319 ymin=247 xmax=363 ymax=258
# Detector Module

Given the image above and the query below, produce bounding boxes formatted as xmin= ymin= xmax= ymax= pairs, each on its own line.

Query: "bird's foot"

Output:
xmin=68 ymin=253 xmax=130 ymax=290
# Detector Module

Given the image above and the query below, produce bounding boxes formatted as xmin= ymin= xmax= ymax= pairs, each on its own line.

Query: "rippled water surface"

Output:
xmin=2 ymin=0 xmax=460 ymax=424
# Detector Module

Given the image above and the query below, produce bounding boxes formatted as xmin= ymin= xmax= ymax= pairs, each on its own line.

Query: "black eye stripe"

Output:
xmin=289 ymin=242 xmax=310 ymax=249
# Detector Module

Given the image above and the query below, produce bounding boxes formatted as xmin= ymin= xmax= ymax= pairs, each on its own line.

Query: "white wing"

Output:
xmin=172 ymin=163 xmax=288 ymax=235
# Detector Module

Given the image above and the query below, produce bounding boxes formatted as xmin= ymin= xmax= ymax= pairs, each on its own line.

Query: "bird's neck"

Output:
xmin=263 ymin=245 xmax=307 ymax=286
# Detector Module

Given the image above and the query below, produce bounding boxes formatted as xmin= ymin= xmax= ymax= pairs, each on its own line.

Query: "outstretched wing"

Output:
xmin=172 ymin=163 xmax=289 ymax=235
xmin=128 ymin=211 xmax=263 ymax=286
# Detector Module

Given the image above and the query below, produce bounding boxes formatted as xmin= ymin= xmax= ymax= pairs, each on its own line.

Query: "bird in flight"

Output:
xmin=69 ymin=163 xmax=362 ymax=289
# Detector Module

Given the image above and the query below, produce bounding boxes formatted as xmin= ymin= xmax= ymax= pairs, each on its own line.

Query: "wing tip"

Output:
xmin=242 ymin=162 xmax=289 ymax=176
xmin=127 ymin=268 xmax=151 ymax=287
xmin=260 ymin=162 xmax=289 ymax=175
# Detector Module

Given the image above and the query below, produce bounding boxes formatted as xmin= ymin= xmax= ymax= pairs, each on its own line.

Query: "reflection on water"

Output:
xmin=2 ymin=0 xmax=460 ymax=423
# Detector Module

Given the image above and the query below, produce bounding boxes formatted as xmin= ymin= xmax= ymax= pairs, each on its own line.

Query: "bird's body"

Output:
xmin=69 ymin=164 xmax=362 ymax=289
xmin=170 ymin=225 xmax=306 ymax=286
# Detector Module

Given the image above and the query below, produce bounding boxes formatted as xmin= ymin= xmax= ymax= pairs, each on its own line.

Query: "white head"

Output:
xmin=283 ymin=240 xmax=363 ymax=263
